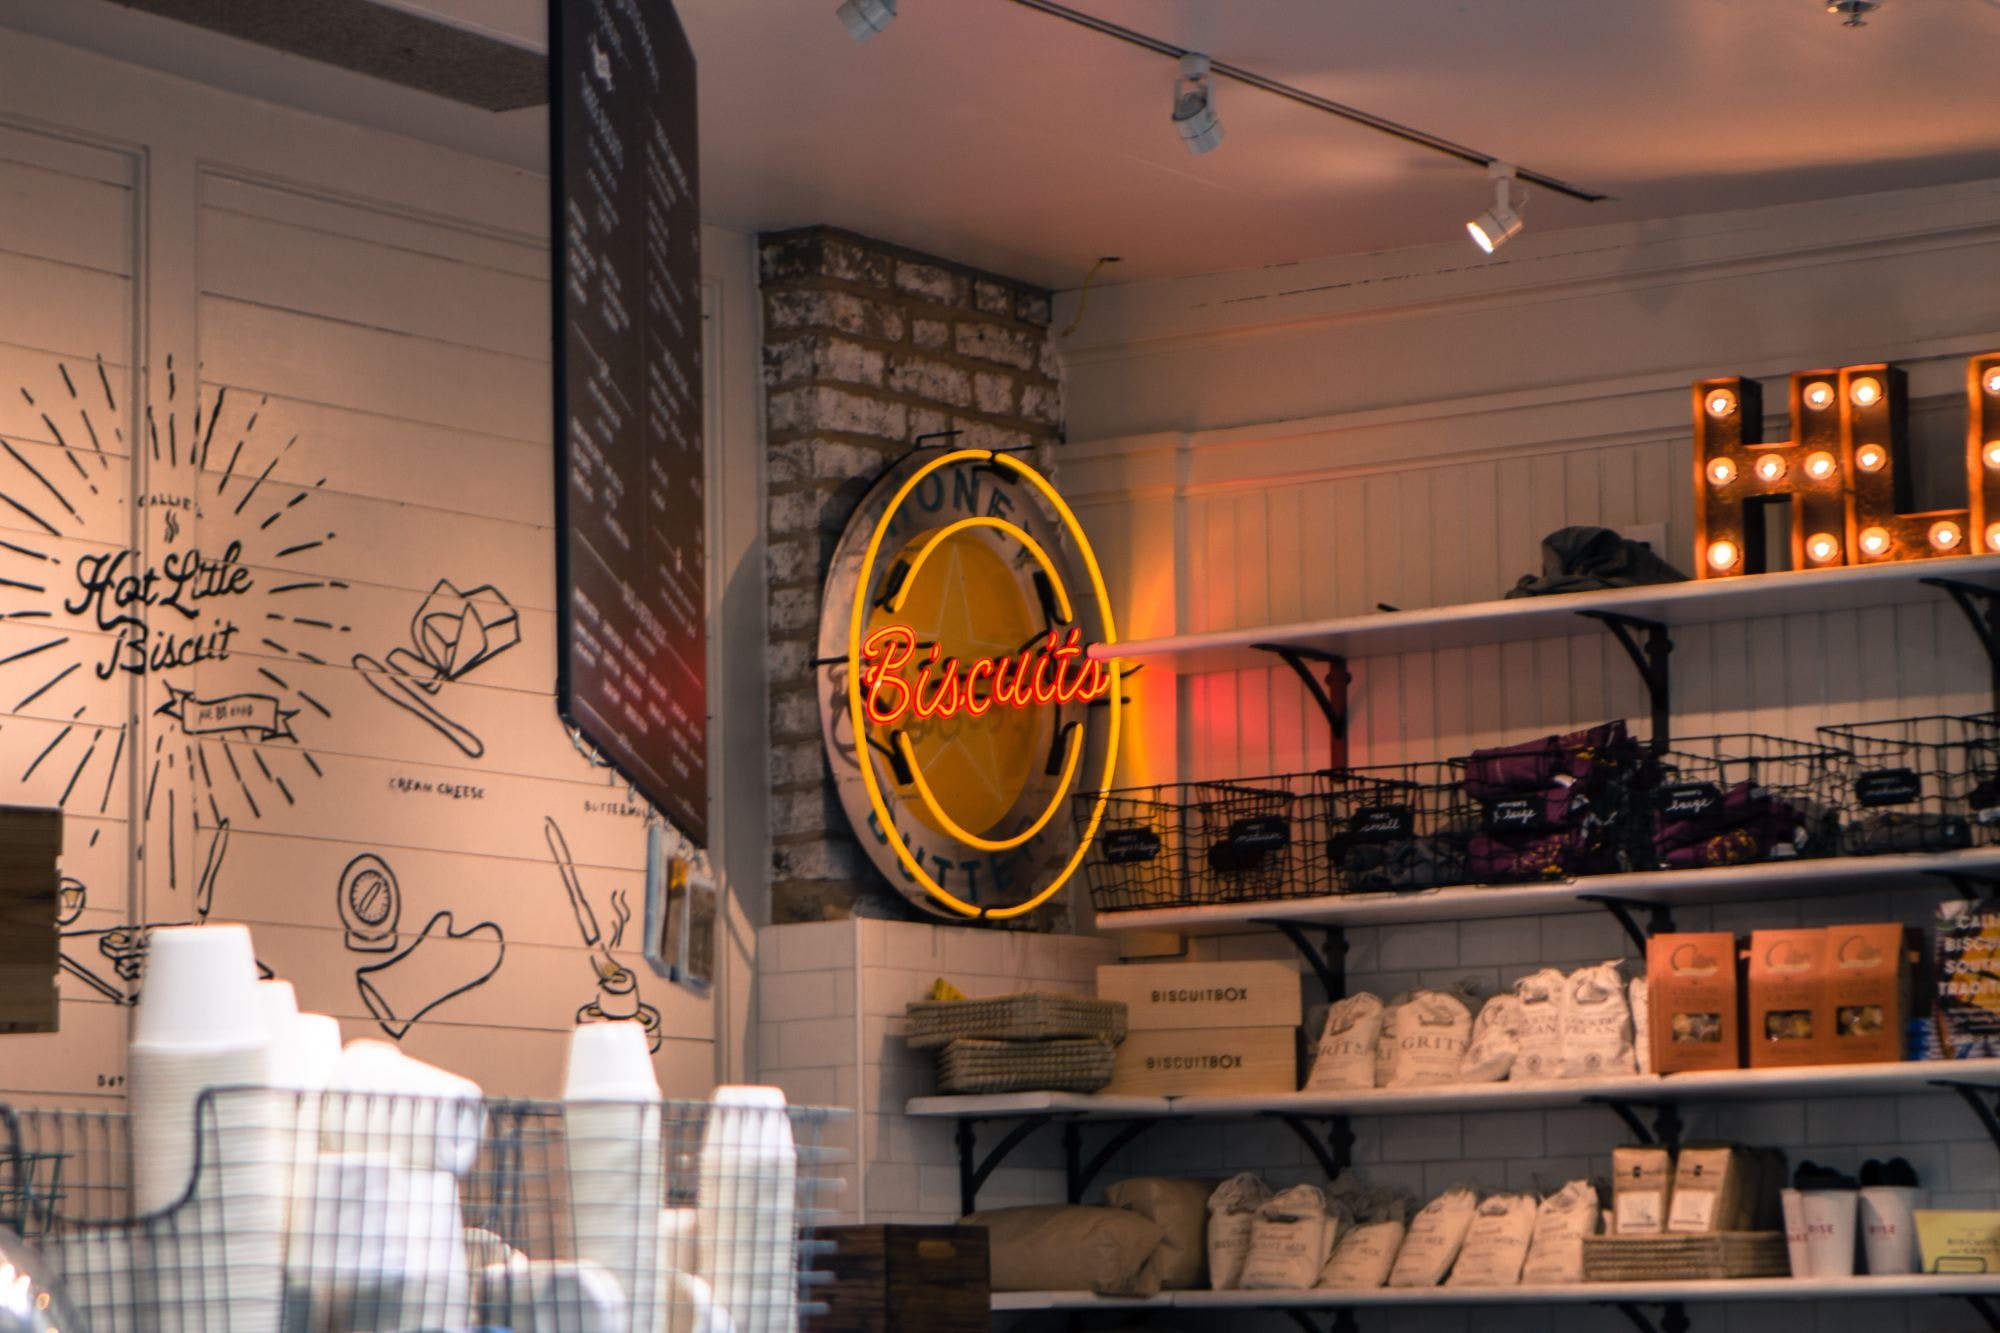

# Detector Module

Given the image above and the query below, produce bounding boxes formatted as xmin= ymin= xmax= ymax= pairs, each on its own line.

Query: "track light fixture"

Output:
xmin=1467 ymin=161 xmax=1525 ymax=254
xmin=1828 ymin=1 xmax=1881 ymax=27
xmin=837 ymin=0 xmax=897 ymax=43
xmin=1172 ymin=53 xmax=1224 ymax=156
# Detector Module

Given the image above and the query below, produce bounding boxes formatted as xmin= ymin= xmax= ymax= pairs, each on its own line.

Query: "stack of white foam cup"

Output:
xmin=127 ymin=924 xmax=285 ymax=1333
xmin=562 ymin=1021 xmax=664 ymax=1333
xmin=697 ymin=1086 xmax=798 ymax=1333
xmin=290 ymin=1038 xmax=481 ymax=1330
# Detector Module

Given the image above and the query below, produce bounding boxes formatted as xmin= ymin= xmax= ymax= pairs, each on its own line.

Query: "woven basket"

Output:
xmin=905 ymin=993 xmax=1127 ymax=1050
xmin=934 ymin=1037 xmax=1117 ymax=1095
xmin=1582 ymin=1231 xmax=1790 ymax=1281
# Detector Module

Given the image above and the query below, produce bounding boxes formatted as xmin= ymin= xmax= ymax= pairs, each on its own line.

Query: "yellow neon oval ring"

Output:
xmin=889 ymin=516 xmax=1075 ymax=622
xmin=895 ymin=718 xmax=1084 ymax=854
xmin=846 ymin=449 xmax=1121 ymax=920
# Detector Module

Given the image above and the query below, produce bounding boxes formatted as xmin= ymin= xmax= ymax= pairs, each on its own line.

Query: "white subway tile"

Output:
xmin=1382 ymin=1113 xmax=1463 ymax=1163
xmin=1461 ymin=1109 xmax=1545 ymax=1160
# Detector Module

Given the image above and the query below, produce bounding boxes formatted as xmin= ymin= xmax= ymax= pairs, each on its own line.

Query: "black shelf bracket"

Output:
xmin=1264 ymin=1112 xmax=1356 ymax=1178
xmin=1924 ymin=576 xmax=2000 ymax=714
xmin=1968 ymin=1293 xmax=2000 ymax=1332
xmin=1585 ymin=1095 xmax=1685 ymax=1151
xmin=1934 ymin=1080 xmax=2000 ymax=1155
xmin=1281 ymin=1312 xmax=1358 ymax=1333
xmin=1061 ymin=1119 xmax=1158 ymax=1205
xmin=1610 ymin=1301 xmax=1692 ymax=1333
xmin=1578 ymin=893 xmax=1677 ymax=952
xmin=1579 ymin=611 xmax=1673 ymax=751
xmin=1927 ymin=869 xmax=2000 ymax=903
xmin=1252 ymin=643 xmax=1352 ymax=770
xmin=955 ymin=1115 xmax=1051 ymax=1216
xmin=1257 ymin=920 xmax=1349 ymax=1001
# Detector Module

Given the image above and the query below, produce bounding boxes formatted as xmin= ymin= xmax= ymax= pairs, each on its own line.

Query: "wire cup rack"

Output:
xmin=1820 ymin=713 xmax=2000 ymax=855
xmin=0 ymin=1086 xmax=845 ymax=1333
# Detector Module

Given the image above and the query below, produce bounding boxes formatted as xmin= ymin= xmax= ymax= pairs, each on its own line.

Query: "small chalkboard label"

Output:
xmin=1486 ymin=797 xmax=1541 ymax=831
xmin=1101 ymin=827 xmax=1163 ymax=864
xmin=1224 ymin=814 xmax=1291 ymax=853
xmin=1654 ymin=783 xmax=1724 ymax=818
xmin=1350 ymin=804 xmax=1416 ymax=842
xmin=1855 ymin=768 xmax=1923 ymax=807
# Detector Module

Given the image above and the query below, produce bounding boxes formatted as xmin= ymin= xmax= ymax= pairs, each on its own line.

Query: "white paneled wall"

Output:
xmin=1017 ymin=180 xmax=2000 ymax=1331
xmin=0 ymin=29 xmax=767 ymax=1100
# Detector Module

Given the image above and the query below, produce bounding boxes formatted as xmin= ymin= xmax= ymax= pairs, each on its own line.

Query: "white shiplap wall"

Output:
xmin=1040 ymin=180 xmax=2000 ymax=1332
xmin=0 ymin=29 xmax=767 ymax=1102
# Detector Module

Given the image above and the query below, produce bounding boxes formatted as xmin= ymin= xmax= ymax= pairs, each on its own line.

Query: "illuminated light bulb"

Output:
xmin=1858 ymin=526 xmax=1892 ymax=558
xmin=1850 ymin=376 xmax=1883 ymax=408
xmin=1804 ymin=381 xmax=1835 ymax=410
xmin=1705 ymin=389 xmax=1737 ymax=418
xmin=1706 ymin=540 xmax=1740 ymax=572
xmin=1986 ymin=367 xmax=2000 ymax=396
xmin=1806 ymin=532 xmax=1841 ymax=564
xmin=1931 ymin=520 xmax=1964 ymax=551
xmin=1754 ymin=453 xmax=1788 ymax=482
xmin=1856 ymin=443 xmax=1887 ymax=473
xmin=1707 ymin=457 xmax=1738 ymax=486
xmin=1984 ymin=441 xmax=2000 ymax=470
xmin=1804 ymin=450 xmax=1838 ymax=481
xmin=1987 ymin=523 xmax=2000 ymax=553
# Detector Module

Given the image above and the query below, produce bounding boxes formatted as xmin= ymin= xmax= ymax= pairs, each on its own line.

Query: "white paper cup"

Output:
xmin=286 ymin=1153 xmax=471 ymax=1332
xmin=565 ymin=1020 xmax=662 ymax=1102
xmin=566 ymin=1021 xmax=664 ymax=1333
xmin=257 ymin=980 xmax=299 ymax=1038
xmin=1860 ymin=1185 xmax=1922 ymax=1275
xmin=1801 ymin=1188 xmax=1860 ymax=1278
xmin=320 ymin=1039 xmax=484 ymax=1175
xmin=132 ymin=924 xmax=264 ymax=1049
xmin=1780 ymin=1189 xmax=1810 ymax=1278
xmin=477 ymin=1259 xmax=626 ymax=1333
xmin=699 ymin=1086 xmax=798 ymax=1333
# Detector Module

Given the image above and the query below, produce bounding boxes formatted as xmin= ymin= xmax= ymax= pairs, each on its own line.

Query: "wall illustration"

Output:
xmin=549 ymin=817 xmax=663 ymax=1051
xmin=353 ymin=578 xmax=521 ymax=758
xmin=337 ymin=851 xmax=507 ymax=1040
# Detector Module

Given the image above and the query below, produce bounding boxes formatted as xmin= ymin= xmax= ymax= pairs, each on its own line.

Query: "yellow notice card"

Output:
xmin=1917 ymin=1210 xmax=2000 ymax=1274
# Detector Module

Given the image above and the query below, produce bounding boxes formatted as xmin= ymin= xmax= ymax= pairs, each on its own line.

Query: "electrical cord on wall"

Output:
xmin=1059 ymin=255 xmax=1122 ymax=338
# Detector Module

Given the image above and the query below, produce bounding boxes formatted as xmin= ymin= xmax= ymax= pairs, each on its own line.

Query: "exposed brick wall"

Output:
xmin=759 ymin=226 xmax=1062 ymax=923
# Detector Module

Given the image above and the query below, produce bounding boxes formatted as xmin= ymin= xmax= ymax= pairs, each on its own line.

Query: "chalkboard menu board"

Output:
xmin=551 ymin=0 xmax=708 ymax=846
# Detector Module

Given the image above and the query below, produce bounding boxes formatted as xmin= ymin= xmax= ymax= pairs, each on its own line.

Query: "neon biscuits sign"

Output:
xmin=817 ymin=448 xmax=1122 ymax=921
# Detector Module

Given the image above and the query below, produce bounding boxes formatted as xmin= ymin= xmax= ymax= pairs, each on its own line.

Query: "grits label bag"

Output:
xmin=1307 ymin=993 xmax=1385 ymax=1091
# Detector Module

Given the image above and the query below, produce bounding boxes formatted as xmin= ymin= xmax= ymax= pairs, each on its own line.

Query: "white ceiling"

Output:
xmin=7 ymin=0 xmax=2000 ymax=289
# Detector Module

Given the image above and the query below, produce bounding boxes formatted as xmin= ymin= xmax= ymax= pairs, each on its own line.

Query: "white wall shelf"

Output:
xmin=910 ymin=1057 xmax=2000 ymax=1124
xmin=997 ymin=1274 xmax=2000 ymax=1311
xmin=1092 ymin=555 xmax=2000 ymax=675
xmin=1094 ymin=847 xmax=2000 ymax=939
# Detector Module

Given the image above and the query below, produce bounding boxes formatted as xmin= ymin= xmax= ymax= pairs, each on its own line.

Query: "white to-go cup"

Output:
xmin=564 ymin=1022 xmax=664 ymax=1333
xmin=1800 ymin=1188 xmax=1859 ymax=1278
xmin=1860 ymin=1186 xmax=1922 ymax=1275
xmin=133 ymin=924 xmax=265 ymax=1049
xmin=1780 ymin=1190 xmax=1809 ymax=1278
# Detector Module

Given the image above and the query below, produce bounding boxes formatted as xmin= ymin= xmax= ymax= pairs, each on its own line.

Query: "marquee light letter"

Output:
xmin=1695 ymin=353 xmax=2000 ymax=576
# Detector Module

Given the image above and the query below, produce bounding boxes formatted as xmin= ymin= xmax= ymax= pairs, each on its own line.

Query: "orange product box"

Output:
xmin=1647 ymin=932 xmax=1742 ymax=1074
xmin=1826 ymin=922 xmax=1913 ymax=1065
xmin=1747 ymin=928 xmax=1829 ymax=1068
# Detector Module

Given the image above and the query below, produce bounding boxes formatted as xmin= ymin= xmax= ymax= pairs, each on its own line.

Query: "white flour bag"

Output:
xmin=1205 ymin=1173 xmax=1269 ymax=1290
xmin=1307 ymin=993 xmax=1385 ymax=1090
xmin=1458 ymin=994 xmax=1521 ymax=1083
xmin=1319 ymin=1202 xmax=1407 ymax=1291
xmin=1239 ymin=1185 xmax=1341 ymax=1290
xmin=1385 ymin=990 xmax=1472 ymax=1087
xmin=1509 ymin=968 xmax=1566 ymax=1082
xmin=1520 ymin=1179 xmax=1600 ymax=1285
xmin=1561 ymin=961 xmax=1636 ymax=1079
xmin=1386 ymin=1186 xmax=1477 ymax=1287
xmin=1374 ymin=996 xmax=1405 ymax=1089
xmin=1444 ymin=1193 xmax=1537 ymax=1287
xmin=1630 ymin=976 xmax=1652 ymax=1076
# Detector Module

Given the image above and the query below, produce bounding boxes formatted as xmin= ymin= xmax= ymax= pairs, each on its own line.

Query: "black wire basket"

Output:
xmin=1646 ymin=732 xmax=1847 ymax=869
xmin=1460 ymin=721 xmax=1651 ymax=883
xmin=1317 ymin=761 xmax=1475 ymax=893
xmin=1 ymin=1086 xmax=843 ymax=1333
xmin=1819 ymin=713 xmax=2000 ymax=855
xmin=1184 ymin=776 xmax=1312 ymax=905
xmin=1073 ymin=783 xmax=1188 ymax=913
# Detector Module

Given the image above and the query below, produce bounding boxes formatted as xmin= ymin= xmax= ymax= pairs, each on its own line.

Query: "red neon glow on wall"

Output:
xmin=860 ymin=625 xmax=1112 ymax=726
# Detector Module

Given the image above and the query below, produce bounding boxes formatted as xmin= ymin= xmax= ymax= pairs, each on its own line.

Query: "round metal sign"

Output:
xmin=816 ymin=448 xmax=1122 ymax=921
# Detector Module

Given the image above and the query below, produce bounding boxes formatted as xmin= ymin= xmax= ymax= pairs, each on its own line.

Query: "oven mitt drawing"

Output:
xmin=356 ymin=910 xmax=506 ymax=1039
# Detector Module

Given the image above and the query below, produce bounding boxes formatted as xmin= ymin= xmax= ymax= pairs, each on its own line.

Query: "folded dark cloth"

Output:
xmin=1845 ymin=812 xmax=1971 ymax=855
xmin=1468 ymin=826 xmax=1622 ymax=882
xmin=1464 ymin=720 xmax=1636 ymax=802
xmin=1334 ymin=836 xmax=1466 ymax=893
xmin=1505 ymin=526 xmax=1690 ymax=600
xmin=1652 ymin=780 xmax=1816 ymax=867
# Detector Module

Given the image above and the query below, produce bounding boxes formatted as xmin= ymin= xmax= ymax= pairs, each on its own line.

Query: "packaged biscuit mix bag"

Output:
xmin=1520 ymin=1180 xmax=1600 ymax=1285
xmin=1459 ymin=993 xmax=1522 ymax=1083
xmin=1205 ymin=1173 xmax=1269 ymax=1290
xmin=1239 ymin=1184 xmax=1343 ymax=1290
xmin=1667 ymin=1144 xmax=1747 ymax=1234
xmin=1387 ymin=1186 xmax=1478 ymax=1287
xmin=1646 ymin=932 xmax=1741 ymax=1073
xmin=1444 ymin=1193 xmax=1538 ymax=1287
xmin=1936 ymin=901 xmax=2000 ymax=1058
xmin=1612 ymin=1145 xmax=1673 ymax=1236
xmin=1825 ymin=923 xmax=1911 ymax=1064
xmin=1748 ymin=929 xmax=1829 ymax=1067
